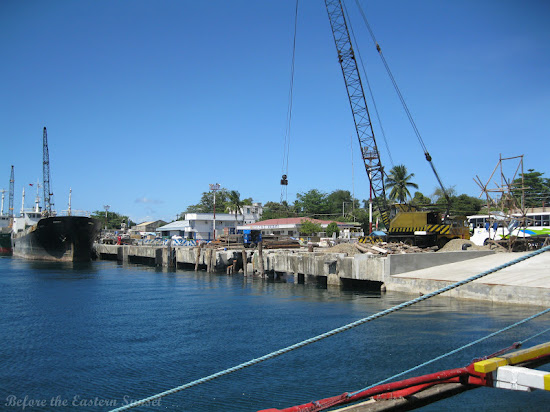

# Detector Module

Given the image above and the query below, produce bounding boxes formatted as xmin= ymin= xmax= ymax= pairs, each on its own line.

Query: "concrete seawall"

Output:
xmin=93 ymin=244 xmax=549 ymax=306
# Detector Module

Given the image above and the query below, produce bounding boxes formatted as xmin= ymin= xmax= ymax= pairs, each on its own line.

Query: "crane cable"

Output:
xmin=281 ymin=0 xmax=299 ymax=203
xmin=353 ymin=0 xmax=449 ymax=203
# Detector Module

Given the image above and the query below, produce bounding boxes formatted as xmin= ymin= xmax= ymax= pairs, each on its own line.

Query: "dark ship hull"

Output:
xmin=0 ymin=231 xmax=12 ymax=255
xmin=12 ymin=216 xmax=100 ymax=262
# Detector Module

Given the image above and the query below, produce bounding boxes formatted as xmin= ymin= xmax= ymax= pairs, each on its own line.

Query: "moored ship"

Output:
xmin=11 ymin=127 xmax=100 ymax=262
xmin=0 ymin=224 xmax=12 ymax=255
xmin=0 ymin=170 xmax=14 ymax=255
xmin=11 ymin=213 xmax=100 ymax=262
xmin=12 ymin=186 xmax=100 ymax=262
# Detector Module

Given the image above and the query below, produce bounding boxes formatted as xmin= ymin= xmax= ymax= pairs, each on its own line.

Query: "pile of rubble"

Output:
xmin=354 ymin=242 xmax=434 ymax=255
xmin=210 ymin=235 xmax=300 ymax=249
xmin=324 ymin=241 xmax=433 ymax=256
xmin=439 ymin=238 xmax=506 ymax=252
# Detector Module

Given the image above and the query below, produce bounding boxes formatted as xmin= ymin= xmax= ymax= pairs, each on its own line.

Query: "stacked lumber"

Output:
xmin=264 ymin=238 xmax=301 ymax=249
xmin=354 ymin=242 xmax=436 ymax=255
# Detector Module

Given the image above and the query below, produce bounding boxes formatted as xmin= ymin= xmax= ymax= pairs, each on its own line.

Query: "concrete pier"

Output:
xmin=94 ymin=244 xmax=247 ymax=272
xmin=93 ymin=244 xmax=549 ymax=306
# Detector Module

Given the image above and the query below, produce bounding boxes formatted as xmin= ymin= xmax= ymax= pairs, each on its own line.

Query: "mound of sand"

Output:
xmin=324 ymin=243 xmax=363 ymax=256
xmin=439 ymin=238 xmax=506 ymax=253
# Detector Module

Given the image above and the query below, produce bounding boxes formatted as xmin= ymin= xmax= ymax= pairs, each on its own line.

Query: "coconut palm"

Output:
xmin=385 ymin=165 xmax=419 ymax=203
xmin=226 ymin=190 xmax=244 ymax=224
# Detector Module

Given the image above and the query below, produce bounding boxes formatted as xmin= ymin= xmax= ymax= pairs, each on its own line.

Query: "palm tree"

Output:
xmin=226 ymin=190 xmax=244 ymax=225
xmin=385 ymin=165 xmax=419 ymax=203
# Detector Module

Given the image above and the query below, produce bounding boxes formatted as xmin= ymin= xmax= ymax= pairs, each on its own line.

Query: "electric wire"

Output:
xmin=108 ymin=245 xmax=550 ymax=411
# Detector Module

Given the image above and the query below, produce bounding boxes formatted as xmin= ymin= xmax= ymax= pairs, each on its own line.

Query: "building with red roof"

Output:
xmin=238 ymin=217 xmax=360 ymax=238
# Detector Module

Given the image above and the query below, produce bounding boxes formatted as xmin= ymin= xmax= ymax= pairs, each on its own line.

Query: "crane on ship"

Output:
xmin=42 ymin=127 xmax=54 ymax=217
xmin=8 ymin=165 xmax=14 ymax=228
xmin=324 ymin=0 xmax=468 ymax=248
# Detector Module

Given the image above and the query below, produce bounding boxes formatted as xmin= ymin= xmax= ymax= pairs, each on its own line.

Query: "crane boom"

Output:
xmin=324 ymin=0 xmax=390 ymax=228
xmin=42 ymin=127 xmax=53 ymax=216
xmin=8 ymin=165 xmax=14 ymax=228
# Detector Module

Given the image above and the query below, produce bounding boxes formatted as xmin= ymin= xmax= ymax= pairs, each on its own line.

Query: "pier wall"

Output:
xmin=93 ymin=243 xmax=548 ymax=305
xmin=257 ymin=248 xmax=548 ymax=306
xmin=95 ymin=244 xmax=492 ymax=285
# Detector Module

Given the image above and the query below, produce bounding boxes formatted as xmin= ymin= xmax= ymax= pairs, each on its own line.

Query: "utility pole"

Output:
xmin=103 ymin=204 xmax=110 ymax=231
xmin=209 ymin=183 xmax=220 ymax=241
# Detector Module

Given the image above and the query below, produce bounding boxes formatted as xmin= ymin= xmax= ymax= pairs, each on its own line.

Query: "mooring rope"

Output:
xmin=109 ymin=245 xmax=550 ymax=411
xmin=520 ymin=325 xmax=550 ymax=345
xmin=347 ymin=306 xmax=550 ymax=398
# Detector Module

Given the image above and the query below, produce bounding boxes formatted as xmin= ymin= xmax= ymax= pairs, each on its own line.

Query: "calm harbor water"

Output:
xmin=0 ymin=256 xmax=548 ymax=411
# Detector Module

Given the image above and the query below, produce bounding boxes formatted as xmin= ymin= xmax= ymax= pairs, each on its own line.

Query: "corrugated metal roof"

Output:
xmin=245 ymin=217 xmax=351 ymax=227
xmin=157 ymin=220 xmax=189 ymax=231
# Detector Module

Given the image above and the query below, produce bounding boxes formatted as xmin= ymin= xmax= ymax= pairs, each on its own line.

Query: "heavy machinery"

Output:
xmin=324 ymin=0 xmax=469 ymax=248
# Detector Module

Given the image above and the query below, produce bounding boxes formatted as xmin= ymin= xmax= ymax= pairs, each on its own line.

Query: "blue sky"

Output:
xmin=1 ymin=0 xmax=549 ymax=223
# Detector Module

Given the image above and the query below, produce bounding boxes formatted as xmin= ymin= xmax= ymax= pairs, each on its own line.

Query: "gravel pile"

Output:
xmin=439 ymin=238 xmax=506 ymax=253
xmin=323 ymin=243 xmax=363 ymax=256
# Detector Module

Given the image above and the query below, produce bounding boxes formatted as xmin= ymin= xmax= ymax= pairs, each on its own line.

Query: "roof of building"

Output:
xmin=184 ymin=213 xmax=240 ymax=222
xmin=243 ymin=217 xmax=354 ymax=227
xmin=136 ymin=220 xmax=167 ymax=227
xmin=157 ymin=220 xmax=191 ymax=231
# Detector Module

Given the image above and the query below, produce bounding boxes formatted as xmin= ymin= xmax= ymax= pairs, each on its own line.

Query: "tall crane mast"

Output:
xmin=8 ymin=165 xmax=14 ymax=228
xmin=324 ymin=0 xmax=470 ymax=247
xmin=324 ymin=0 xmax=390 ymax=228
xmin=42 ymin=127 xmax=54 ymax=216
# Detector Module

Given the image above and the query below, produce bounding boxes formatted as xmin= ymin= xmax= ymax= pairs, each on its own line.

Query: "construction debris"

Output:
xmin=324 ymin=241 xmax=433 ymax=256
xmin=210 ymin=234 xmax=300 ymax=249
xmin=439 ymin=238 xmax=506 ymax=253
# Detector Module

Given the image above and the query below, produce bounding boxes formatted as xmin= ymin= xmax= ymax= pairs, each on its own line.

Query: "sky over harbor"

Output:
xmin=1 ymin=0 xmax=549 ymax=224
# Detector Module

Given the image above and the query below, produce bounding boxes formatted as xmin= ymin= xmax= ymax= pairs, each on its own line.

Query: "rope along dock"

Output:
xmin=109 ymin=245 xmax=550 ymax=411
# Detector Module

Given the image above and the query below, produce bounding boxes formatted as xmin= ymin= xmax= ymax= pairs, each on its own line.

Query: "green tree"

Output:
xmin=91 ymin=210 xmax=134 ymax=229
xmin=226 ymin=190 xmax=244 ymax=224
xmin=431 ymin=193 xmax=484 ymax=216
xmin=294 ymin=189 xmax=330 ymax=217
xmin=513 ymin=169 xmax=550 ymax=208
xmin=184 ymin=188 xmax=230 ymax=213
xmin=261 ymin=201 xmax=296 ymax=220
xmin=326 ymin=190 xmax=359 ymax=217
xmin=352 ymin=207 xmax=384 ymax=233
xmin=431 ymin=186 xmax=457 ymax=203
xmin=385 ymin=165 xmax=419 ymax=203
xmin=410 ymin=191 xmax=432 ymax=208
xmin=326 ymin=222 xmax=340 ymax=237
xmin=449 ymin=194 xmax=484 ymax=216
xmin=299 ymin=219 xmax=323 ymax=236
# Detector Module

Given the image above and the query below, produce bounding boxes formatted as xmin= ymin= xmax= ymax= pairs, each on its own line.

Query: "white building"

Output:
xmin=157 ymin=203 xmax=263 ymax=241
xmin=239 ymin=203 xmax=263 ymax=224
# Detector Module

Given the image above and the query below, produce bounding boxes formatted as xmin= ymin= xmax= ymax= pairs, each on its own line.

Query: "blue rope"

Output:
xmin=110 ymin=245 xmax=550 ymax=411
xmin=520 ymin=325 xmax=550 ymax=344
xmin=347 ymin=307 xmax=550 ymax=397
